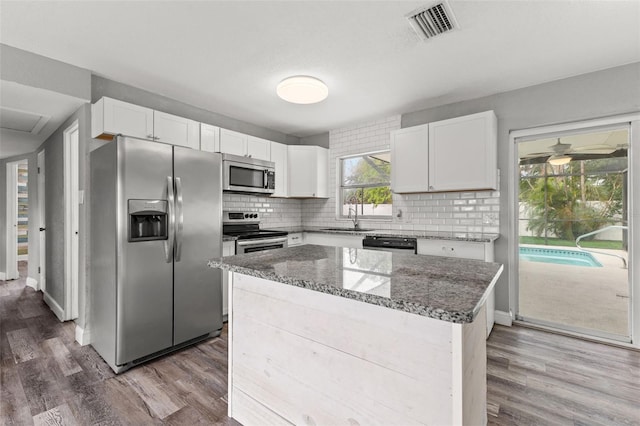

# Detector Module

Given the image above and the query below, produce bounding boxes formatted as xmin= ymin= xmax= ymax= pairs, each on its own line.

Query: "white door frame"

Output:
xmin=4 ymin=161 xmax=20 ymax=280
xmin=64 ymin=120 xmax=79 ymax=320
xmin=38 ymin=150 xmax=46 ymax=292
xmin=509 ymin=112 xmax=640 ymax=347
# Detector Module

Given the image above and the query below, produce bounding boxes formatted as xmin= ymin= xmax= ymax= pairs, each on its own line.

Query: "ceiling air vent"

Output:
xmin=407 ymin=2 xmax=459 ymax=40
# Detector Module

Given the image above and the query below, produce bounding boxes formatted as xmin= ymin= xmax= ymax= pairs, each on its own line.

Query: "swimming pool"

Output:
xmin=519 ymin=246 xmax=603 ymax=267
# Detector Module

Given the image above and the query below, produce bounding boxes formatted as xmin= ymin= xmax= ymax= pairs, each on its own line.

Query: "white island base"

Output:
xmin=227 ymin=272 xmax=488 ymax=426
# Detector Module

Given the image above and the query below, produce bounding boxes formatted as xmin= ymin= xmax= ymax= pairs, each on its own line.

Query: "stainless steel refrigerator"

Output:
xmin=90 ymin=135 xmax=223 ymax=373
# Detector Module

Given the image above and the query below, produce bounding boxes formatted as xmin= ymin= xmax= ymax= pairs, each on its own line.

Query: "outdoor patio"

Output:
xmin=519 ymin=246 xmax=630 ymax=338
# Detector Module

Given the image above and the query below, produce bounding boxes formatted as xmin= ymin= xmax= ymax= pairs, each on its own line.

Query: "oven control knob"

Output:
xmin=244 ymin=214 xmax=249 ymax=218
xmin=252 ymin=214 xmax=258 ymax=218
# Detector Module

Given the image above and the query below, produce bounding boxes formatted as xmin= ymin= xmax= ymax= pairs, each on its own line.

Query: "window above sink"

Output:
xmin=339 ymin=151 xmax=392 ymax=220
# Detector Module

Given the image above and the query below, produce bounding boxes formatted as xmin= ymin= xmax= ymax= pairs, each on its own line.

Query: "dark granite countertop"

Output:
xmin=209 ymin=244 xmax=503 ymax=324
xmin=268 ymin=226 xmax=499 ymax=243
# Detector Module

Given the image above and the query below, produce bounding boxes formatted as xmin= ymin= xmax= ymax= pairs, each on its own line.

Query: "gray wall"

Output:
xmin=300 ymin=132 xmax=330 ymax=149
xmin=92 ymin=75 xmax=300 ymax=145
xmin=36 ymin=105 xmax=91 ymax=312
xmin=1 ymin=44 xmax=91 ymax=100
xmin=0 ymin=152 xmax=38 ymax=279
xmin=402 ymin=62 xmax=640 ymax=313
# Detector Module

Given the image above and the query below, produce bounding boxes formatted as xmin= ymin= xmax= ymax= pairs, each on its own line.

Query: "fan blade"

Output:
xmin=520 ymin=151 xmax=553 ymax=159
xmin=572 ymin=145 xmax=616 ymax=154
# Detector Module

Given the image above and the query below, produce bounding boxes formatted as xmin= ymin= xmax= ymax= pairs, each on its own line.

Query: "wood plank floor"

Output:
xmin=2 ymin=262 xmax=639 ymax=425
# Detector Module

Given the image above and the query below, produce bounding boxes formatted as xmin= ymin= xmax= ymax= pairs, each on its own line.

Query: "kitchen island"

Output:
xmin=210 ymin=244 xmax=503 ymax=425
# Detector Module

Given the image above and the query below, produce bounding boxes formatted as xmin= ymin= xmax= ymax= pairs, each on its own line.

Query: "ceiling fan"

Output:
xmin=520 ymin=138 xmax=623 ymax=166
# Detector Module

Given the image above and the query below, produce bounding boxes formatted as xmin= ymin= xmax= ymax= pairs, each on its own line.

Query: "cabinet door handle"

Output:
xmin=147 ymin=134 xmax=154 ymax=138
xmin=429 ymin=185 xmax=434 ymax=190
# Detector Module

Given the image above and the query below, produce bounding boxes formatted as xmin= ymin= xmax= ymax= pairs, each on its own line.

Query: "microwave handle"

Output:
xmin=264 ymin=169 xmax=268 ymax=189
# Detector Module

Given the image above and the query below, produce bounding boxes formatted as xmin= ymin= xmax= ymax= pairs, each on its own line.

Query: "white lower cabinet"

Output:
xmin=303 ymin=233 xmax=362 ymax=248
xmin=222 ymin=240 xmax=236 ymax=319
xmin=417 ymin=238 xmax=495 ymax=337
xmin=287 ymin=232 xmax=303 ymax=247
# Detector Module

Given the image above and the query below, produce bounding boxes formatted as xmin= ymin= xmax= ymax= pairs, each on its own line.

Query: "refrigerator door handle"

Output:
xmin=174 ymin=176 xmax=184 ymax=262
xmin=165 ymin=176 xmax=175 ymax=263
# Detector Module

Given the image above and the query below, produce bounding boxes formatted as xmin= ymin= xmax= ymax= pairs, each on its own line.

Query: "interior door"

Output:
xmin=38 ymin=150 xmax=46 ymax=291
xmin=173 ymin=146 xmax=223 ymax=345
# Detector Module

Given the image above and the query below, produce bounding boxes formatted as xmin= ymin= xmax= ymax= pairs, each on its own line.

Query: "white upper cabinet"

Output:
xmin=219 ymin=129 xmax=271 ymax=161
xmin=390 ymin=110 xmax=498 ymax=193
xmin=428 ymin=110 xmax=497 ymax=191
xmin=219 ymin=129 xmax=247 ymax=156
xmin=153 ymin=111 xmax=200 ymax=149
xmin=390 ymin=124 xmax=429 ymax=193
xmin=92 ymin=97 xmax=199 ymax=149
xmin=270 ymin=142 xmax=288 ymax=197
xmin=288 ymin=145 xmax=328 ymax=198
xmin=200 ymin=123 xmax=220 ymax=153
xmin=92 ymin=97 xmax=153 ymax=140
xmin=246 ymin=136 xmax=271 ymax=161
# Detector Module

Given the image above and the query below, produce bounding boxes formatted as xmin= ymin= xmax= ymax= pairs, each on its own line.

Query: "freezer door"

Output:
xmin=117 ymin=137 xmax=174 ymax=365
xmin=173 ymin=146 xmax=223 ymax=344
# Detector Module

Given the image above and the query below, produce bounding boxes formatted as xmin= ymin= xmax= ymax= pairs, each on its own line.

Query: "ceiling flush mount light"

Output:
xmin=276 ymin=76 xmax=328 ymax=104
xmin=548 ymin=154 xmax=572 ymax=166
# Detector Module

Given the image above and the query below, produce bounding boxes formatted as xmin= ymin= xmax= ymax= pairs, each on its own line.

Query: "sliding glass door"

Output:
xmin=516 ymin=126 xmax=631 ymax=341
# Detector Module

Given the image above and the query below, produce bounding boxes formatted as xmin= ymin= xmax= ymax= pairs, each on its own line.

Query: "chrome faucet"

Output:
xmin=348 ymin=206 xmax=360 ymax=230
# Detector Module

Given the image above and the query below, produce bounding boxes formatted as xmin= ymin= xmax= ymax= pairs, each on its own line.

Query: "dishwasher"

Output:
xmin=362 ymin=235 xmax=418 ymax=254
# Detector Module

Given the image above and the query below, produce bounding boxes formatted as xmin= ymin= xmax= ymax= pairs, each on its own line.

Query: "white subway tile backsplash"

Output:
xmin=223 ymin=193 xmax=302 ymax=228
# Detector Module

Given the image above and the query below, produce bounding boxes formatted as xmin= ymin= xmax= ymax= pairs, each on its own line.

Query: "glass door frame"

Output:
xmin=508 ymin=113 xmax=640 ymax=347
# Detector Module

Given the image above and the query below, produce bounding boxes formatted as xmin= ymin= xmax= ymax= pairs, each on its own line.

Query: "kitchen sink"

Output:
xmin=320 ymin=228 xmax=376 ymax=232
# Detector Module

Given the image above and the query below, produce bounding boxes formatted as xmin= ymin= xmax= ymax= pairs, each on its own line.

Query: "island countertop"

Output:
xmin=209 ymin=244 xmax=503 ymax=323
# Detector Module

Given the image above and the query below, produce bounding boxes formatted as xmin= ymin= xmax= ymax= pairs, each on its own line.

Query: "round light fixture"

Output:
xmin=548 ymin=154 xmax=572 ymax=166
xmin=276 ymin=76 xmax=328 ymax=104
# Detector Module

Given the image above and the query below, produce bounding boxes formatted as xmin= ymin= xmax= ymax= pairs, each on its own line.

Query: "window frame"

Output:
xmin=337 ymin=150 xmax=392 ymax=220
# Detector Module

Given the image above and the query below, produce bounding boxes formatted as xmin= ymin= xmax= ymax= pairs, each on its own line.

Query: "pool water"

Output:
xmin=519 ymin=247 xmax=603 ymax=267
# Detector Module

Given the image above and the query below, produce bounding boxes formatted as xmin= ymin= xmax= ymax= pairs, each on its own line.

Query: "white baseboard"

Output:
xmin=0 ymin=272 xmax=5 ymax=280
xmin=494 ymin=310 xmax=513 ymax=327
xmin=43 ymin=291 xmax=65 ymax=322
xmin=26 ymin=276 xmax=38 ymax=290
xmin=75 ymin=324 xmax=91 ymax=346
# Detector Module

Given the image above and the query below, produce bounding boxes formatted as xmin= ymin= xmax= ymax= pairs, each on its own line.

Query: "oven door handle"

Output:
xmin=236 ymin=237 xmax=288 ymax=247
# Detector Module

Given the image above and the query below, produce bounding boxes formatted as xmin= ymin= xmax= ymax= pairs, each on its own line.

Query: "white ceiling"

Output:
xmin=1 ymin=1 xmax=639 ymax=140
xmin=0 ymin=81 xmax=86 ymax=159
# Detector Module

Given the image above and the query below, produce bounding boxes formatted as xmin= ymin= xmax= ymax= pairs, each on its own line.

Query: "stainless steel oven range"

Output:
xmin=223 ymin=211 xmax=288 ymax=254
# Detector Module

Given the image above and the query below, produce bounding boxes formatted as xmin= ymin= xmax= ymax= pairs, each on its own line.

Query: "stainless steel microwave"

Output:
xmin=222 ymin=153 xmax=275 ymax=195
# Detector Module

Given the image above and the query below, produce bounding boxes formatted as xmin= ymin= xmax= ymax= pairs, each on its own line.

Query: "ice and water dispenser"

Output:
xmin=128 ymin=200 xmax=168 ymax=242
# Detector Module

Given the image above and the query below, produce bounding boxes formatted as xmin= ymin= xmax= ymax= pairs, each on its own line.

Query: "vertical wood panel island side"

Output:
xmin=210 ymin=245 xmax=503 ymax=425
